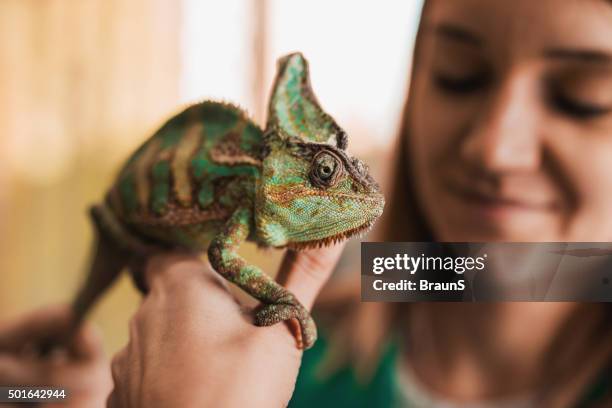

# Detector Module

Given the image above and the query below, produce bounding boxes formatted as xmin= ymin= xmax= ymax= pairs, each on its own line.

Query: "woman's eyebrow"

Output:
xmin=545 ymin=48 xmax=612 ymax=64
xmin=431 ymin=22 xmax=483 ymax=47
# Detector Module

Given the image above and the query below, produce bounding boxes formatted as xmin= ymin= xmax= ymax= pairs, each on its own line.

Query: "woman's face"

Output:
xmin=410 ymin=0 xmax=612 ymax=242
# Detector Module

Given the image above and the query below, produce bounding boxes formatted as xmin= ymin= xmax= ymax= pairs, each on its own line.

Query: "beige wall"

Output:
xmin=0 ymin=0 xmax=183 ymax=354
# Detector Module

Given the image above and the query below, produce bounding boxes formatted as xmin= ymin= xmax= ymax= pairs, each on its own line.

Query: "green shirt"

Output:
xmin=289 ymin=332 xmax=610 ymax=408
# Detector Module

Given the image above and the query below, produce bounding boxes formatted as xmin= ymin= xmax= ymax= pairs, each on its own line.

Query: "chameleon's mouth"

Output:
xmin=283 ymin=218 xmax=376 ymax=250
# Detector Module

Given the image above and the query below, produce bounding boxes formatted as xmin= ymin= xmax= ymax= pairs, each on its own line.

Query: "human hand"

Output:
xmin=108 ymin=245 xmax=344 ymax=408
xmin=0 ymin=305 xmax=113 ymax=408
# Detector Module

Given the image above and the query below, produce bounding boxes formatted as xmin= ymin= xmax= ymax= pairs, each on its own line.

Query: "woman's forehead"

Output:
xmin=423 ymin=0 xmax=612 ymax=60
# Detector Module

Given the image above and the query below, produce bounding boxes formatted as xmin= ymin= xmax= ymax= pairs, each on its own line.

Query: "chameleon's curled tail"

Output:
xmin=254 ymin=302 xmax=318 ymax=349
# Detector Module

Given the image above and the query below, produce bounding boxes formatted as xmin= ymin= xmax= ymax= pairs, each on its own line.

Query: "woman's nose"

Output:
xmin=460 ymin=73 xmax=542 ymax=174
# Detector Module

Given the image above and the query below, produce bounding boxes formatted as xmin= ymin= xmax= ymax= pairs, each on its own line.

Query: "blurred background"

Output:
xmin=0 ymin=0 xmax=423 ymax=354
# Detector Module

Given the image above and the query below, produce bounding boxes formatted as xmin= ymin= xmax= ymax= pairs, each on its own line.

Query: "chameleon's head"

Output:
xmin=255 ymin=52 xmax=385 ymax=249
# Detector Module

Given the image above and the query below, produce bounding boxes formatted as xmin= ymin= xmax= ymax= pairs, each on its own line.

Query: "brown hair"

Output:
xmin=316 ymin=1 xmax=612 ymax=405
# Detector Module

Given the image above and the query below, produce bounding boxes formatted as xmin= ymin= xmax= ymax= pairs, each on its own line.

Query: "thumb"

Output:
xmin=276 ymin=243 xmax=346 ymax=310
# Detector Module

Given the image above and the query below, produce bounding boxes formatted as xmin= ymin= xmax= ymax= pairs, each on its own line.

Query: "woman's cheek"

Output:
xmin=566 ymin=174 xmax=612 ymax=242
xmin=409 ymin=84 xmax=446 ymax=207
xmin=547 ymin=130 xmax=612 ymax=241
xmin=411 ymin=80 xmax=459 ymax=169
xmin=410 ymin=80 xmax=483 ymax=192
xmin=409 ymin=90 xmax=466 ymax=240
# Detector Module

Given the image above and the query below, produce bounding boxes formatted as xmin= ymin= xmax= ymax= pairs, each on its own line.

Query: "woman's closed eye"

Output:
xmin=433 ymin=71 xmax=491 ymax=95
xmin=549 ymin=92 xmax=612 ymax=120
xmin=546 ymin=68 xmax=612 ymax=120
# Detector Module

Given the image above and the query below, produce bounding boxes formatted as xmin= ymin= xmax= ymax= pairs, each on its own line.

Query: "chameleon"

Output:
xmin=68 ymin=52 xmax=384 ymax=350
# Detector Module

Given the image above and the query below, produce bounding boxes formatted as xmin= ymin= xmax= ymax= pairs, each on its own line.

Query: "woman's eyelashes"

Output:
xmin=544 ymin=71 xmax=612 ymax=120
xmin=433 ymin=71 xmax=491 ymax=95
xmin=549 ymin=92 xmax=612 ymax=120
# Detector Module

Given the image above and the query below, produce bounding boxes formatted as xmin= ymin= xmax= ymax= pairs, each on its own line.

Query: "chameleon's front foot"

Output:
xmin=208 ymin=208 xmax=319 ymax=350
xmin=254 ymin=303 xmax=317 ymax=350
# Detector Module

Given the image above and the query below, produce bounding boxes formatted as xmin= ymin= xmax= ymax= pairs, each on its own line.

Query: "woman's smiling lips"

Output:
xmin=441 ymin=176 xmax=560 ymax=222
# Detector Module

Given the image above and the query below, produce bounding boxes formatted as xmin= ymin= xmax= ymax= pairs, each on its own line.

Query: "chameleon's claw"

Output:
xmin=254 ymin=303 xmax=317 ymax=349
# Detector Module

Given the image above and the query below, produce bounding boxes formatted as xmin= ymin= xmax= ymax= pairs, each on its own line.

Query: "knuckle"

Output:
xmin=153 ymin=262 xmax=205 ymax=294
xmin=110 ymin=350 xmax=125 ymax=380
xmin=128 ymin=313 xmax=142 ymax=335
xmin=128 ymin=312 xmax=146 ymax=340
xmin=295 ymin=251 xmax=335 ymax=280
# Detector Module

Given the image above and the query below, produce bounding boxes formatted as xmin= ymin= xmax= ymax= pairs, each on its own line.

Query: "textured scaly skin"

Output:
xmin=78 ymin=53 xmax=384 ymax=350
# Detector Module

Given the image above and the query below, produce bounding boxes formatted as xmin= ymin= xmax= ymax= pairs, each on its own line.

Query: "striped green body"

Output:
xmin=108 ymin=101 xmax=264 ymax=250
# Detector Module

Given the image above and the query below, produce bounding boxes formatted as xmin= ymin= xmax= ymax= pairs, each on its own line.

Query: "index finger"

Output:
xmin=277 ymin=243 xmax=346 ymax=310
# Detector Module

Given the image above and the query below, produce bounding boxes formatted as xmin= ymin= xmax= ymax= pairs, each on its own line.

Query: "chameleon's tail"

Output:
xmin=71 ymin=226 xmax=128 ymax=325
xmin=71 ymin=204 xmax=138 ymax=327
xmin=39 ymin=206 xmax=128 ymax=354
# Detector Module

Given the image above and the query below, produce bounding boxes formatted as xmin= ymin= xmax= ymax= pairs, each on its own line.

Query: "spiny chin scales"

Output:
xmin=285 ymin=220 xmax=374 ymax=251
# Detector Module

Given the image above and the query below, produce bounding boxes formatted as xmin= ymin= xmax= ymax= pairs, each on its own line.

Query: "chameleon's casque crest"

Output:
xmin=267 ymin=53 xmax=348 ymax=150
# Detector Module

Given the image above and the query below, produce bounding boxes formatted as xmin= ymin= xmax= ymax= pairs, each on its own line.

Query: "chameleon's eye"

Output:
xmin=310 ymin=150 xmax=343 ymax=188
xmin=318 ymin=159 xmax=334 ymax=178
